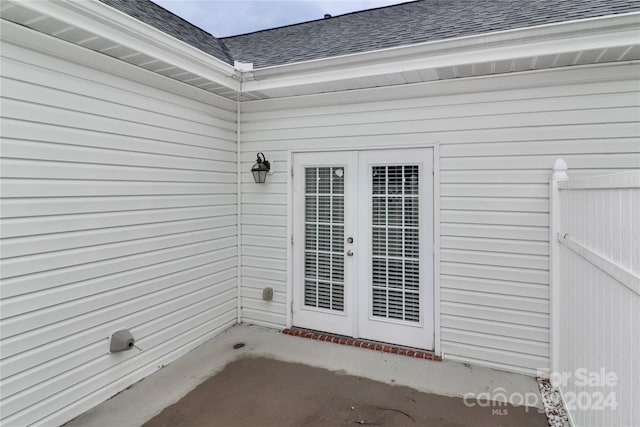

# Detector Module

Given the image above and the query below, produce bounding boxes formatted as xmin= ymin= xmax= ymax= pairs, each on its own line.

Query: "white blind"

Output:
xmin=304 ymin=167 xmax=345 ymax=311
xmin=371 ymin=165 xmax=420 ymax=322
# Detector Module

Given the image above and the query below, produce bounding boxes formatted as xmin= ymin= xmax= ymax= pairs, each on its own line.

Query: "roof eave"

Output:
xmin=243 ymin=12 xmax=640 ymax=95
xmin=7 ymin=0 xmax=241 ymax=94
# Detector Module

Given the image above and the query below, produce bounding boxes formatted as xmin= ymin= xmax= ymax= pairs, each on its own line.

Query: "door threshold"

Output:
xmin=282 ymin=327 xmax=441 ymax=361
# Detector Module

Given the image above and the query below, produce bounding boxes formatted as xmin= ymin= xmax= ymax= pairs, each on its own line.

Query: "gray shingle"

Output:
xmin=222 ymin=0 xmax=640 ymax=68
xmin=99 ymin=0 xmax=233 ymax=64
xmin=99 ymin=0 xmax=640 ymax=69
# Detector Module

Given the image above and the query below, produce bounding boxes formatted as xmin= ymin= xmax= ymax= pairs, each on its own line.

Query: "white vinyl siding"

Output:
xmin=0 ymin=30 xmax=238 ymax=427
xmin=239 ymin=62 xmax=640 ymax=375
xmin=553 ymin=172 xmax=639 ymax=427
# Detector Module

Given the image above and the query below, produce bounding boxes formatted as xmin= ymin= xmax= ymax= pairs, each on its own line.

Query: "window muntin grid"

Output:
xmin=371 ymin=165 xmax=420 ymax=322
xmin=304 ymin=167 xmax=344 ymax=311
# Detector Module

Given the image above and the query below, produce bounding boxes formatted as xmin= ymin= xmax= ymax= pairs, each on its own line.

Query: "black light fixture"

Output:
xmin=251 ymin=152 xmax=271 ymax=183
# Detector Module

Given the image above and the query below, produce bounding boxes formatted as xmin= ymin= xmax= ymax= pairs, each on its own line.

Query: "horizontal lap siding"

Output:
xmin=240 ymin=62 xmax=640 ymax=375
xmin=0 ymin=34 xmax=237 ymax=427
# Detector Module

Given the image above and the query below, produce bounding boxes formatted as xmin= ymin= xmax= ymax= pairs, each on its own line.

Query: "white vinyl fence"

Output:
xmin=550 ymin=160 xmax=639 ymax=427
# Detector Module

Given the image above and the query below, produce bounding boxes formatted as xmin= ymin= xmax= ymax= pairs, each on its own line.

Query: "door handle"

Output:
xmin=346 ymin=250 xmax=354 ymax=256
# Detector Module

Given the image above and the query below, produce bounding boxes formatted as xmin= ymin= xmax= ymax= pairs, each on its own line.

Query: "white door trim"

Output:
xmin=286 ymin=144 xmax=441 ymax=355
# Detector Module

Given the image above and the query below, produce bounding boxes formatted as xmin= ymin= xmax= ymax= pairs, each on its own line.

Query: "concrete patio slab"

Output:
xmin=144 ymin=357 xmax=548 ymax=427
xmin=66 ymin=324 xmax=545 ymax=427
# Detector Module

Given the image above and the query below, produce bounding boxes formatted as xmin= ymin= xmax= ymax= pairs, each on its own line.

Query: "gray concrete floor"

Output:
xmin=67 ymin=324 xmax=543 ymax=427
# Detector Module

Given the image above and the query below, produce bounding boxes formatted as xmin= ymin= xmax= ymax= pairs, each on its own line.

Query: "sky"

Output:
xmin=152 ymin=0 xmax=410 ymax=37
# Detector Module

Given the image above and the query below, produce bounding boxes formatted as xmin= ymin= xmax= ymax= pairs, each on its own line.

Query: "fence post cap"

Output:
xmin=552 ymin=159 xmax=568 ymax=180
xmin=552 ymin=159 xmax=568 ymax=171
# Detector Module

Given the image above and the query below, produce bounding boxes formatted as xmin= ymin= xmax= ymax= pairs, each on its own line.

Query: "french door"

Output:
xmin=292 ymin=149 xmax=434 ymax=350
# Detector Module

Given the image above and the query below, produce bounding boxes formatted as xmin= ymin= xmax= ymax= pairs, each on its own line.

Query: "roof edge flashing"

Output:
xmin=234 ymin=61 xmax=254 ymax=72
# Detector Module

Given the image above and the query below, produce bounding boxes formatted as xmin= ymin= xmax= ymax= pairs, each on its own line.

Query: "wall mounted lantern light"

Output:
xmin=251 ymin=152 xmax=271 ymax=183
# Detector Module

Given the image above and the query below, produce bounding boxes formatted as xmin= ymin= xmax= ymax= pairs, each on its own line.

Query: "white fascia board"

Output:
xmin=16 ymin=0 xmax=240 ymax=92
xmin=244 ymin=13 xmax=640 ymax=93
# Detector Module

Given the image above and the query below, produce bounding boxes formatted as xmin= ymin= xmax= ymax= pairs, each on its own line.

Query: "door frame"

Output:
xmin=286 ymin=144 xmax=441 ymax=356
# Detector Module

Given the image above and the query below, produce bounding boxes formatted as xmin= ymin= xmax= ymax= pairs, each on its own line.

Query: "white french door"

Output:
xmin=292 ymin=149 xmax=433 ymax=350
xmin=292 ymin=151 xmax=355 ymax=337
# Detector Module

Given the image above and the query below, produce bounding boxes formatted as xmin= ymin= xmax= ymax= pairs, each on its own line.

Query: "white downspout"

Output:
xmin=234 ymin=62 xmax=253 ymax=324
xmin=235 ymin=73 xmax=243 ymax=324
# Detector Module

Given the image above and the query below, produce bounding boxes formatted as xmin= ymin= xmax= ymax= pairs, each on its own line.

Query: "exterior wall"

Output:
xmin=0 ymin=29 xmax=238 ymax=426
xmin=239 ymin=62 xmax=640 ymax=375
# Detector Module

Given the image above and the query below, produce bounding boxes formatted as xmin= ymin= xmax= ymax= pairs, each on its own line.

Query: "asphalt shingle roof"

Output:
xmin=222 ymin=0 xmax=640 ymax=68
xmin=101 ymin=0 xmax=640 ymax=69
xmin=99 ymin=0 xmax=233 ymax=64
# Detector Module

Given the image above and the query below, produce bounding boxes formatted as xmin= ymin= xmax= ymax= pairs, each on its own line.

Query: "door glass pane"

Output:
xmin=304 ymin=167 xmax=345 ymax=311
xmin=371 ymin=165 xmax=420 ymax=322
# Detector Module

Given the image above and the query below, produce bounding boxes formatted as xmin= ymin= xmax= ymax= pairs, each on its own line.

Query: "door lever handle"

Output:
xmin=346 ymin=250 xmax=354 ymax=256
